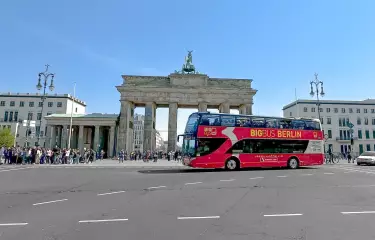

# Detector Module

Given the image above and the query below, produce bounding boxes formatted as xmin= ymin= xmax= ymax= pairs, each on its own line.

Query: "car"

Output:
xmin=356 ymin=151 xmax=375 ymax=165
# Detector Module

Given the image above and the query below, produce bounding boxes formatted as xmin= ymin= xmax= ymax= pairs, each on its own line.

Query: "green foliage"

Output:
xmin=0 ymin=128 xmax=14 ymax=148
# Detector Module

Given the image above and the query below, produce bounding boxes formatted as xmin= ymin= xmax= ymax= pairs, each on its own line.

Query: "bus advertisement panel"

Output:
xmin=181 ymin=113 xmax=324 ymax=170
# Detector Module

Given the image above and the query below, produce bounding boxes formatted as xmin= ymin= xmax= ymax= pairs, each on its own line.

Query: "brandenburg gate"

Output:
xmin=116 ymin=51 xmax=257 ymax=153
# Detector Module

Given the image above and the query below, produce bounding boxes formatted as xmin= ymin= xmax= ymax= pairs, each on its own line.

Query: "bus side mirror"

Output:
xmin=177 ymin=134 xmax=184 ymax=142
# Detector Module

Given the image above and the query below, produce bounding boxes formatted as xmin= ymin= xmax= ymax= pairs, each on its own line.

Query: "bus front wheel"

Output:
xmin=287 ymin=157 xmax=299 ymax=169
xmin=225 ymin=157 xmax=240 ymax=171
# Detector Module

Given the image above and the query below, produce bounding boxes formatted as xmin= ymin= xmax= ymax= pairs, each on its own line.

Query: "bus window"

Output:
xmin=221 ymin=115 xmax=235 ymax=126
xmin=252 ymin=117 xmax=265 ymax=128
xmin=197 ymin=138 xmax=227 ymax=156
xmin=235 ymin=116 xmax=251 ymax=127
xmin=265 ymin=118 xmax=279 ymax=128
xmin=305 ymin=120 xmax=321 ymax=130
xmin=200 ymin=114 xmax=221 ymax=126
xmin=291 ymin=119 xmax=305 ymax=130
xmin=279 ymin=119 xmax=292 ymax=129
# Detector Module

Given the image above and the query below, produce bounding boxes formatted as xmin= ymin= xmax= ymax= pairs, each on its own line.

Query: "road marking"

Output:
xmin=300 ymin=173 xmax=313 ymax=176
xmin=220 ymin=179 xmax=235 ymax=182
xmin=0 ymin=168 xmax=29 ymax=173
xmin=249 ymin=177 xmax=264 ymax=180
xmin=97 ymin=190 xmax=126 ymax=196
xmin=33 ymin=198 xmax=68 ymax=206
xmin=330 ymin=166 xmax=375 ymax=175
xmin=147 ymin=186 xmax=166 ymax=190
xmin=277 ymin=176 xmax=288 ymax=178
xmin=184 ymin=182 xmax=202 ymax=185
xmin=0 ymin=223 xmax=28 ymax=226
xmin=341 ymin=211 xmax=375 ymax=215
xmin=79 ymin=219 xmax=128 ymax=223
xmin=324 ymin=172 xmax=334 ymax=175
xmin=264 ymin=213 xmax=303 ymax=217
xmin=177 ymin=216 xmax=220 ymax=220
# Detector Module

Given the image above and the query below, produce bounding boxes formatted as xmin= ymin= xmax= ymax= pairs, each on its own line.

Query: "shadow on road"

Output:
xmin=138 ymin=167 xmax=318 ymax=174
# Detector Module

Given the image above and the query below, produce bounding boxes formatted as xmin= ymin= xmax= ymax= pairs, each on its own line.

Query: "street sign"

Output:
xmin=22 ymin=120 xmax=27 ymax=127
xmin=348 ymin=122 xmax=354 ymax=129
xmin=29 ymin=121 xmax=36 ymax=127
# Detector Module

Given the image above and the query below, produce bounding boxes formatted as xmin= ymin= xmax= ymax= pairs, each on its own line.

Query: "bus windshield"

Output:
xmin=182 ymin=135 xmax=196 ymax=156
xmin=185 ymin=114 xmax=200 ymax=134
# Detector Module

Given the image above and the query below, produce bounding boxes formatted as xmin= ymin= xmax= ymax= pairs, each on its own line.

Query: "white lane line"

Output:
xmin=330 ymin=166 xmax=375 ymax=175
xmin=147 ymin=186 xmax=166 ymax=190
xmin=220 ymin=179 xmax=235 ymax=182
xmin=300 ymin=173 xmax=313 ymax=176
xmin=324 ymin=172 xmax=334 ymax=175
xmin=249 ymin=177 xmax=264 ymax=180
xmin=97 ymin=191 xmax=126 ymax=196
xmin=0 ymin=168 xmax=29 ymax=173
xmin=177 ymin=216 xmax=220 ymax=220
xmin=264 ymin=213 xmax=303 ymax=217
xmin=184 ymin=182 xmax=202 ymax=185
xmin=33 ymin=198 xmax=68 ymax=206
xmin=79 ymin=219 xmax=128 ymax=223
xmin=341 ymin=211 xmax=375 ymax=215
xmin=277 ymin=176 xmax=288 ymax=178
xmin=0 ymin=223 xmax=28 ymax=226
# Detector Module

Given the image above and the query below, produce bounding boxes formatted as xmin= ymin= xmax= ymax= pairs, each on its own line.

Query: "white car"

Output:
xmin=357 ymin=151 xmax=375 ymax=165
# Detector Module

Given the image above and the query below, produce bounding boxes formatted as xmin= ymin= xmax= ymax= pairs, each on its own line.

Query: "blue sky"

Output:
xmin=1 ymin=0 xmax=375 ymax=140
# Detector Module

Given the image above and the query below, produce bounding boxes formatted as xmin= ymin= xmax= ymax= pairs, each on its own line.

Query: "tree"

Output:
xmin=0 ymin=128 xmax=14 ymax=147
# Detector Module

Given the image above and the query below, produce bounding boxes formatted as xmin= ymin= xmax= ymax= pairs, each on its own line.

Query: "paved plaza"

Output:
xmin=1 ymin=164 xmax=375 ymax=239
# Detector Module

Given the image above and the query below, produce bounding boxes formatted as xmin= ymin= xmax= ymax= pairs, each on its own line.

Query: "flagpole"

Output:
xmin=67 ymin=82 xmax=76 ymax=149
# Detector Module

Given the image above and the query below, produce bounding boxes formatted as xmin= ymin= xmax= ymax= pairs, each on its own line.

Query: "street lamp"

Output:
xmin=36 ymin=64 xmax=55 ymax=146
xmin=310 ymin=73 xmax=325 ymax=120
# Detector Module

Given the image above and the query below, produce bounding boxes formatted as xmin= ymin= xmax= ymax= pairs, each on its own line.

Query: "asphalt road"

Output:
xmin=1 ymin=164 xmax=375 ymax=240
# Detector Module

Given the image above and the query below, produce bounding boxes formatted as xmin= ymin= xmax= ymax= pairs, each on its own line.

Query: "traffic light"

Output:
xmin=351 ymin=138 xmax=354 ymax=145
xmin=28 ymin=130 xmax=32 ymax=136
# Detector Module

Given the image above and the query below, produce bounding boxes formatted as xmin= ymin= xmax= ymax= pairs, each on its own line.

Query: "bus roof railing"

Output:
xmin=193 ymin=112 xmax=320 ymax=122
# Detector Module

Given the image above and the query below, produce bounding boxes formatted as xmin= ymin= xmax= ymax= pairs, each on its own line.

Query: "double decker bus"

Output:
xmin=180 ymin=112 xmax=324 ymax=170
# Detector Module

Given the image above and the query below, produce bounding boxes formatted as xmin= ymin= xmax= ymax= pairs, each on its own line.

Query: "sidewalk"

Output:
xmin=24 ymin=159 xmax=187 ymax=169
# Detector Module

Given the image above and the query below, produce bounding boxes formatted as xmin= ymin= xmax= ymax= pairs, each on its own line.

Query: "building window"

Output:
xmin=366 ymin=130 xmax=370 ymax=139
xmin=47 ymin=112 xmax=52 ymax=116
xmin=334 ymin=108 xmax=338 ymax=113
xmin=357 ymin=117 xmax=361 ymax=125
xmin=358 ymin=130 xmax=363 ymax=139
xmin=37 ymin=113 xmax=42 ymax=120
xmin=40 ymin=131 xmax=44 ymax=137
xmin=357 ymin=108 xmax=360 ymax=113
xmin=289 ymin=112 xmax=292 ymax=116
xmin=48 ymin=102 xmax=53 ymax=107
xmin=349 ymin=108 xmax=353 ymax=113
xmin=38 ymin=102 xmax=43 ymax=107
xmin=367 ymin=144 xmax=371 ymax=151
xmin=372 ymin=109 xmax=375 ymax=114
xmin=57 ymin=102 xmax=62 ymax=107
xmin=19 ymin=101 xmax=24 ymax=107
xmin=303 ymin=107 xmax=307 ymax=112
xmin=9 ymin=112 xmax=13 ymax=122
xmin=29 ymin=102 xmax=34 ymax=107
xmin=328 ymin=129 xmax=332 ymax=138
xmin=339 ymin=118 xmax=342 ymax=127
xmin=10 ymin=101 xmax=15 ymax=107
xmin=36 ymin=126 xmax=40 ymax=135
xmin=75 ymin=107 xmax=78 ymax=113
xmin=373 ymin=130 xmax=375 ymax=139
xmin=4 ymin=111 xmax=8 ymax=121
xmin=0 ymin=101 xmax=5 ymax=106
xmin=27 ymin=112 xmax=33 ymax=120
xmin=364 ymin=109 xmax=368 ymax=113
xmin=14 ymin=111 xmax=18 ymax=122
xmin=341 ymin=108 xmax=345 ymax=113
xmin=365 ymin=117 xmax=369 ymax=125
xmin=311 ymin=107 xmax=315 ymax=112
xmin=320 ymin=118 xmax=323 ymax=124
xmin=359 ymin=144 xmax=364 ymax=154
xmin=327 ymin=117 xmax=331 ymax=124
xmin=326 ymin=108 xmax=330 ymax=113
xmin=319 ymin=108 xmax=323 ymax=112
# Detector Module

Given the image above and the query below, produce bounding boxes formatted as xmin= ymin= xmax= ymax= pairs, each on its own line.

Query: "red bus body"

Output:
xmin=183 ymin=125 xmax=324 ymax=169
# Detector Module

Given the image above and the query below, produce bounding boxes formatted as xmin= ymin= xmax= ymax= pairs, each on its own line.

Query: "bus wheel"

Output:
xmin=288 ymin=157 xmax=299 ymax=169
xmin=225 ymin=157 xmax=239 ymax=171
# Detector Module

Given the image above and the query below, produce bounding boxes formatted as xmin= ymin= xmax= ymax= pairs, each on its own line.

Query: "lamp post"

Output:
xmin=310 ymin=73 xmax=325 ymax=120
xmin=36 ymin=64 xmax=55 ymax=147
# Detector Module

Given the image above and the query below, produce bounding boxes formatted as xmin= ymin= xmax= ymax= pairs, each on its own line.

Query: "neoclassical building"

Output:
xmin=45 ymin=52 xmax=257 ymax=157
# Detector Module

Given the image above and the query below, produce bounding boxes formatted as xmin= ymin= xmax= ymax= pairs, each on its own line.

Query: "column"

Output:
xmin=219 ymin=103 xmax=230 ymax=113
xmin=239 ymin=104 xmax=252 ymax=115
xmin=50 ymin=125 xmax=56 ymax=148
xmin=109 ymin=126 xmax=115 ymax=157
xmin=143 ymin=102 xmax=156 ymax=152
xmin=198 ymin=102 xmax=208 ymax=112
xmin=168 ymin=103 xmax=178 ymax=152
xmin=61 ymin=125 xmax=68 ymax=148
xmin=93 ymin=125 xmax=100 ymax=151
xmin=117 ymin=100 xmax=134 ymax=154
xmin=78 ymin=125 xmax=84 ymax=154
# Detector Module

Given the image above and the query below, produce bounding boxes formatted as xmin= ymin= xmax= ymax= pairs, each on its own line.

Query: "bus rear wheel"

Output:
xmin=288 ymin=157 xmax=299 ymax=169
xmin=225 ymin=157 xmax=240 ymax=171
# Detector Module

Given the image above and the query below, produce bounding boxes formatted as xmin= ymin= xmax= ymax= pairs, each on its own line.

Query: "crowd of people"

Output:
xmin=0 ymin=145 xmax=182 ymax=165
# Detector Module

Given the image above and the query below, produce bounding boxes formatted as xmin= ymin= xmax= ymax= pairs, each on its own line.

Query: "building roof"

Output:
xmin=45 ymin=113 xmax=118 ymax=119
xmin=283 ymin=99 xmax=375 ymax=110
xmin=0 ymin=92 xmax=87 ymax=106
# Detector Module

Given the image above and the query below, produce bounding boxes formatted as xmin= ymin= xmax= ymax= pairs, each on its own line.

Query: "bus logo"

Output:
xmin=204 ymin=127 xmax=217 ymax=136
xmin=313 ymin=132 xmax=318 ymax=138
